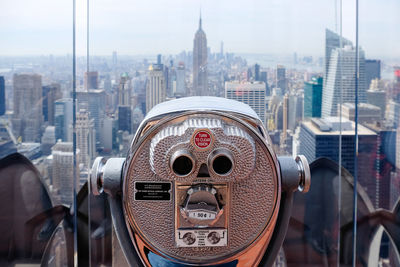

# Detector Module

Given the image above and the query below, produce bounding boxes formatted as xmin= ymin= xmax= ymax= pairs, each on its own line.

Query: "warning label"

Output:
xmin=193 ymin=130 xmax=213 ymax=150
xmin=134 ymin=182 xmax=171 ymax=201
xmin=176 ymin=229 xmax=227 ymax=247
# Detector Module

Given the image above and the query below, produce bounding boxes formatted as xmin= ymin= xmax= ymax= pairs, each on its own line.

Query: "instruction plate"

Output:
xmin=176 ymin=229 xmax=227 ymax=247
xmin=134 ymin=182 xmax=171 ymax=201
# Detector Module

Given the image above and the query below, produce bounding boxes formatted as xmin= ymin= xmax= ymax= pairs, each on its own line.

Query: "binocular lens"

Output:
xmin=212 ymin=155 xmax=233 ymax=175
xmin=172 ymin=155 xmax=194 ymax=176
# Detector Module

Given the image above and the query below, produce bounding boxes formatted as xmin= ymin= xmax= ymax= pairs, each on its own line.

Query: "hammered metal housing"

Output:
xmin=149 ymin=117 xmax=256 ymax=182
xmin=123 ymin=113 xmax=279 ymax=263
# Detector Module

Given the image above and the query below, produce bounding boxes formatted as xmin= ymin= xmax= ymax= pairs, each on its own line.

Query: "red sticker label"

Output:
xmin=193 ymin=130 xmax=213 ymax=149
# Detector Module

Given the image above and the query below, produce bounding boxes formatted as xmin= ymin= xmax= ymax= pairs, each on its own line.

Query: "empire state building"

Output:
xmin=192 ymin=15 xmax=208 ymax=96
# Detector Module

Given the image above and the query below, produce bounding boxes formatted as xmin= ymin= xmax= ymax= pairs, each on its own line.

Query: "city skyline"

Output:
xmin=1 ymin=0 xmax=400 ymax=58
xmin=0 ymin=0 xmax=399 ymax=263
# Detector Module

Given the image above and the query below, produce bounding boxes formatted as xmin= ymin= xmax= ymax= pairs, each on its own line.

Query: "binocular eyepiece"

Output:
xmin=90 ymin=96 xmax=310 ymax=266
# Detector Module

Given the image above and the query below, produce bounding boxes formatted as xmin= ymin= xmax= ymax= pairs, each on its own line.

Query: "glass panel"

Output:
xmin=84 ymin=0 xmax=341 ymax=266
xmin=0 ymin=0 xmax=74 ymax=266
xmin=355 ymin=0 xmax=400 ymax=265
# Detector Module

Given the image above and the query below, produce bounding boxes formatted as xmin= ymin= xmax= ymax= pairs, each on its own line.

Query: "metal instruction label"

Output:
xmin=176 ymin=229 xmax=227 ymax=247
xmin=192 ymin=129 xmax=214 ymax=150
xmin=134 ymin=182 xmax=171 ymax=201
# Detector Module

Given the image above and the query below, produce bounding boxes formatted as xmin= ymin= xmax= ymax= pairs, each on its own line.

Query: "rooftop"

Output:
xmin=342 ymin=103 xmax=381 ymax=111
xmin=304 ymin=117 xmax=376 ymax=136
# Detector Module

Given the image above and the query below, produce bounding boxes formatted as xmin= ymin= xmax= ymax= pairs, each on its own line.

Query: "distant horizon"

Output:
xmin=1 ymin=0 xmax=400 ymax=58
xmin=0 ymin=52 xmax=325 ymax=58
xmin=1 ymin=52 xmax=399 ymax=66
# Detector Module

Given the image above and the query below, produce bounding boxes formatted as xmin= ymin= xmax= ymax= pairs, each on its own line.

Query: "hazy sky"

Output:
xmin=1 ymin=0 xmax=399 ymax=58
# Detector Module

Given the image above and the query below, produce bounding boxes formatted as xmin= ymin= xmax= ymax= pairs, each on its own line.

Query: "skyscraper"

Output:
xmin=84 ymin=71 xmax=99 ymax=91
xmin=260 ymin=71 xmax=270 ymax=96
xmin=54 ymin=98 xmax=73 ymax=142
xmin=117 ymin=73 xmax=133 ymax=134
xmin=167 ymin=64 xmax=176 ymax=98
xmin=175 ymin=62 xmax=186 ymax=96
xmin=100 ymin=115 xmax=117 ymax=152
xmin=76 ymin=110 xmax=96 ymax=167
xmin=118 ymin=73 xmax=132 ymax=106
xmin=392 ymin=67 xmax=400 ymax=102
xmin=192 ymin=14 xmax=208 ymax=96
xmin=324 ymin=29 xmax=352 ymax=83
xmin=51 ymin=141 xmax=79 ymax=205
xmin=12 ymin=74 xmax=43 ymax=142
xmin=299 ymin=117 xmax=374 ymax=167
xmin=118 ymin=106 xmax=132 ymax=134
xmin=254 ymin=64 xmax=260 ymax=81
xmin=367 ymin=79 xmax=386 ymax=120
xmin=225 ymin=81 xmax=266 ymax=123
xmin=276 ymin=65 xmax=287 ymax=93
xmin=288 ymin=93 xmax=303 ymax=131
xmin=0 ymin=76 xmax=5 ymax=116
xmin=274 ymin=102 xmax=284 ymax=131
xmin=76 ymin=89 xmax=106 ymax=145
xmin=359 ymin=123 xmax=396 ymax=209
xmin=282 ymin=93 xmax=289 ymax=139
xmin=157 ymin=54 xmax=162 ymax=65
xmin=300 ymin=117 xmax=395 ymax=209
xmin=365 ymin=59 xmax=381 ymax=89
xmin=340 ymin=103 xmax=381 ymax=124
xmin=298 ymin=117 xmax=378 ymax=205
xmin=42 ymin=83 xmax=62 ymax=125
xmin=112 ymin=51 xmax=118 ymax=66
xmin=321 ymin=45 xmax=367 ymax=117
xmin=304 ymin=77 xmax=323 ymax=118
xmin=146 ymin=64 xmax=166 ymax=113
xmin=41 ymin=126 xmax=56 ymax=155
xmin=387 ymin=100 xmax=400 ymax=128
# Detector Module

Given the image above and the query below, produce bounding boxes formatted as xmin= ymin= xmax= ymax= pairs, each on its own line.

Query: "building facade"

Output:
xmin=175 ymin=62 xmax=186 ymax=96
xmin=76 ymin=110 xmax=96 ymax=168
xmin=0 ymin=76 xmax=5 ymax=116
xmin=365 ymin=59 xmax=381 ymax=89
xmin=84 ymin=71 xmax=99 ymax=91
xmin=367 ymin=82 xmax=386 ymax=121
xmin=298 ymin=117 xmax=379 ymax=207
xmin=12 ymin=74 xmax=43 ymax=142
xmin=340 ymin=103 xmax=381 ymax=124
xmin=118 ymin=73 xmax=132 ymax=106
xmin=321 ymin=45 xmax=367 ymax=117
xmin=146 ymin=64 xmax=166 ymax=113
xmin=276 ymin=65 xmax=287 ymax=93
xmin=324 ymin=28 xmax=352 ymax=88
xmin=225 ymin=81 xmax=266 ymax=123
xmin=192 ymin=15 xmax=208 ymax=96
xmin=76 ymin=89 xmax=106 ymax=145
xmin=42 ymin=83 xmax=62 ymax=125
xmin=304 ymin=77 xmax=323 ymax=118
xmin=54 ymin=98 xmax=73 ymax=142
xmin=51 ymin=141 xmax=79 ymax=205
xmin=118 ymin=105 xmax=132 ymax=134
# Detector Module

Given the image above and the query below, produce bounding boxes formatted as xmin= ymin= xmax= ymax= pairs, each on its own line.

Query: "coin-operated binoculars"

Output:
xmin=90 ymin=97 xmax=310 ymax=267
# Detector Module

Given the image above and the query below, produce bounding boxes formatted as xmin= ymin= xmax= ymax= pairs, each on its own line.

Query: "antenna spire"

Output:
xmin=199 ymin=9 xmax=202 ymax=29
